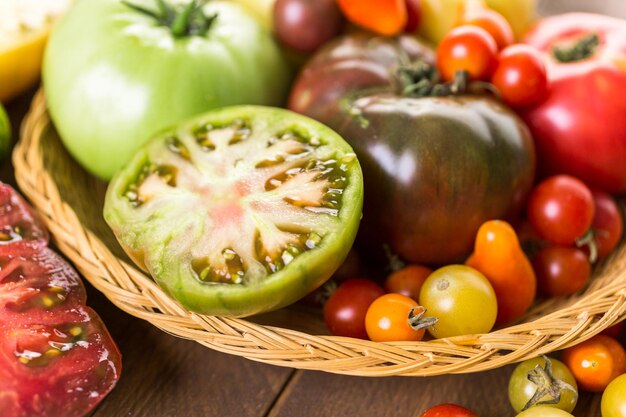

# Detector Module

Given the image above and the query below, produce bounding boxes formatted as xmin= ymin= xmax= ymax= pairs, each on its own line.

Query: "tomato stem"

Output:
xmin=122 ymin=0 xmax=217 ymax=38
xmin=396 ymin=62 xmax=497 ymax=98
xmin=553 ymin=33 xmax=600 ymax=63
xmin=576 ymin=229 xmax=598 ymax=264
xmin=522 ymin=355 xmax=578 ymax=411
xmin=407 ymin=306 xmax=438 ymax=331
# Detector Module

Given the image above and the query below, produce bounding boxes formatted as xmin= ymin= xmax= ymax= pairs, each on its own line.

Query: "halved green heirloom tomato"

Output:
xmin=104 ymin=106 xmax=363 ymax=317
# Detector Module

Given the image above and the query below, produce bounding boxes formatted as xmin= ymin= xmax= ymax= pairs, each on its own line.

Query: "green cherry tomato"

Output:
xmin=418 ymin=265 xmax=497 ymax=338
xmin=515 ymin=406 xmax=574 ymax=417
xmin=0 ymin=103 xmax=10 ymax=160
xmin=104 ymin=106 xmax=364 ymax=317
xmin=602 ymin=373 xmax=626 ymax=417
xmin=508 ymin=356 xmax=578 ymax=413
xmin=44 ymin=0 xmax=292 ymax=179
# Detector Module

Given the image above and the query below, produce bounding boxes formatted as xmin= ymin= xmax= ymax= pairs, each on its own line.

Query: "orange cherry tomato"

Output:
xmin=563 ymin=335 xmax=626 ymax=392
xmin=384 ymin=264 xmax=432 ymax=301
xmin=436 ymin=25 xmax=498 ymax=81
xmin=336 ymin=0 xmax=407 ymax=36
xmin=466 ymin=220 xmax=536 ymax=324
xmin=365 ymin=293 xmax=426 ymax=342
xmin=461 ymin=8 xmax=514 ymax=50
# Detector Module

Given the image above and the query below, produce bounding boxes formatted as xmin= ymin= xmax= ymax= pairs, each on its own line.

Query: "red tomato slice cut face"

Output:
xmin=0 ymin=183 xmax=48 ymax=246
xmin=0 ymin=245 xmax=86 ymax=323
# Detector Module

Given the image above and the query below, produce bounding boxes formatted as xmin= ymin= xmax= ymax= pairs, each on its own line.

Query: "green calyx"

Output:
xmin=395 ymin=61 xmax=497 ymax=99
xmin=122 ymin=0 xmax=217 ymax=38
xmin=553 ymin=33 xmax=600 ymax=63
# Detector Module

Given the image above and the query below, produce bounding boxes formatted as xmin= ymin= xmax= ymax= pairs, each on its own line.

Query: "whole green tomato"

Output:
xmin=602 ymin=373 xmax=626 ymax=417
xmin=515 ymin=406 xmax=574 ymax=417
xmin=508 ymin=356 xmax=578 ymax=413
xmin=44 ymin=0 xmax=291 ymax=179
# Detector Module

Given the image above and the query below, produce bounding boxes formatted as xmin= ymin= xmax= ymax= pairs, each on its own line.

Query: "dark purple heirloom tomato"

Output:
xmin=289 ymin=34 xmax=536 ymax=265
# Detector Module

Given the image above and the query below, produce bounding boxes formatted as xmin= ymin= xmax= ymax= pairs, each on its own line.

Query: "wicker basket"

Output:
xmin=12 ymin=91 xmax=626 ymax=377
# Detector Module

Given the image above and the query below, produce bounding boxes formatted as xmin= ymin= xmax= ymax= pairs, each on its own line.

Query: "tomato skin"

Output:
xmin=466 ymin=220 xmax=536 ymax=324
xmin=324 ymin=279 xmax=385 ymax=339
xmin=563 ymin=335 xmax=626 ymax=392
xmin=336 ymin=0 xmax=407 ymax=36
xmin=419 ymin=265 xmax=497 ymax=338
xmin=591 ymin=191 xmax=623 ymax=259
xmin=404 ymin=0 xmax=422 ymax=33
xmin=462 ymin=8 xmax=514 ymax=50
xmin=527 ymin=175 xmax=594 ymax=246
xmin=384 ymin=264 xmax=432 ymax=301
xmin=508 ymin=356 xmax=578 ymax=413
xmin=522 ymin=14 xmax=626 ymax=194
xmin=273 ymin=0 xmax=344 ymax=54
xmin=532 ymin=246 xmax=590 ymax=297
xmin=492 ymin=44 xmax=547 ymax=108
xmin=44 ymin=0 xmax=292 ymax=180
xmin=436 ymin=25 xmax=498 ymax=81
xmin=602 ymin=373 xmax=626 ymax=417
xmin=365 ymin=293 xmax=425 ymax=342
xmin=515 ymin=406 xmax=574 ymax=417
xmin=288 ymin=33 xmax=434 ymax=124
xmin=420 ymin=403 xmax=477 ymax=417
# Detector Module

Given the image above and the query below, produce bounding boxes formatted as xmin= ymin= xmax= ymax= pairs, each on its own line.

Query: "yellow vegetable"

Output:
xmin=418 ymin=0 xmax=536 ymax=45
xmin=229 ymin=0 xmax=276 ymax=30
xmin=0 ymin=0 xmax=73 ymax=103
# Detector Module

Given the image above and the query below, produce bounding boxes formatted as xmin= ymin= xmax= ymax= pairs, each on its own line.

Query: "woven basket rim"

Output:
xmin=12 ymin=90 xmax=626 ymax=377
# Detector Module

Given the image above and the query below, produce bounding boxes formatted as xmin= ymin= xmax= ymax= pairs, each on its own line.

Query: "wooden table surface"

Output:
xmin=5 ymin=2 xmax=626 ymax=414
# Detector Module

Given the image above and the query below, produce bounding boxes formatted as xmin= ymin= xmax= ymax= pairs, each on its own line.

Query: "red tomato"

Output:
xmin=0 ymin=182 xmax=48 ymax=246
xmin=492 ymin=44 xmax=548 ymax=108
xmin=420 ymin=403 xmax=478 ymax=417
xmin=384 ymin=264 xmax=432 ymax=301
xmin=532 ymin=245 xmax=591 ymax=297
xmin=462 ymin=8 xmax=514 ymax=50
xmin=522 ymin=14 xmax=626 ymax=194
xmin=527 ymin=175 xmax=594 ymax=245
xmin=323 ymin=278 xmax=385 ymax=339
xmin=436 ymin=25 xmax=498 ymax=81
xmin=591 ymin=191 xmax=624 ymax=259
xmin=404 ymin=0 xmax=422 ymax=33
xmin=563 ymin=334 xmax=626 ymax=392
xmin=0 ymin=244 xmax=121 ymax=416
xmin=365 ymin=293 xmax=425 ymax=342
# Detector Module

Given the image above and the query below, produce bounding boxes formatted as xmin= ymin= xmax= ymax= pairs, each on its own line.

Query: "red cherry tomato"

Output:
xmin=462 ymin=8 xmax=514 ymax=50
xmin=404 ymin=0 xmax=422 ymax=33
xmin=365 ymin=293 xmax=425 ymax=342
xmin=532 ymin=245 xmax=591 ymax=297
xmin=323 ymin=279 xmax=385 ymax=339
xmin=420 ymin=403 xmax=478 ymax=417
xmin=591 ymin=190 xmax=624 ymax=259
xmin=436 ymin=25 xmax=498 ymax=81
xmin=384 ymin=264 xmax=432 ymax=301
xmin=527 ymin=175 xmax=595 ymax=245
xmin=492 ymin=44 xmax=548 ymax=108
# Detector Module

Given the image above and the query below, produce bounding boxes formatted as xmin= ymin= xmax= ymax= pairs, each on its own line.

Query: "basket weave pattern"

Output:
xmin=12 ymin=91 xmax=626 ymax=376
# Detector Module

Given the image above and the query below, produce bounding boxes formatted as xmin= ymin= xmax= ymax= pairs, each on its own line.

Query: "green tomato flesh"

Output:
xmin=44 ymin=0 xmax=292 ymax=179
xmin=104 ymin=105 xmax=363 ymax=317
xmin=418 ymin=265 xmax=497 ymax=338
xmin=508 ymin=356 xmax=578 ymax=413
xmin=602 ymin=373 xmax=626 ymax=417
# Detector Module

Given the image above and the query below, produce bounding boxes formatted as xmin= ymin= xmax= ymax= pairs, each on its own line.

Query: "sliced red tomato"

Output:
xmin=0 ymin=183 xmax=48 ymax=246
xmin=0 ymin=185 xmax=121 ymax=417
